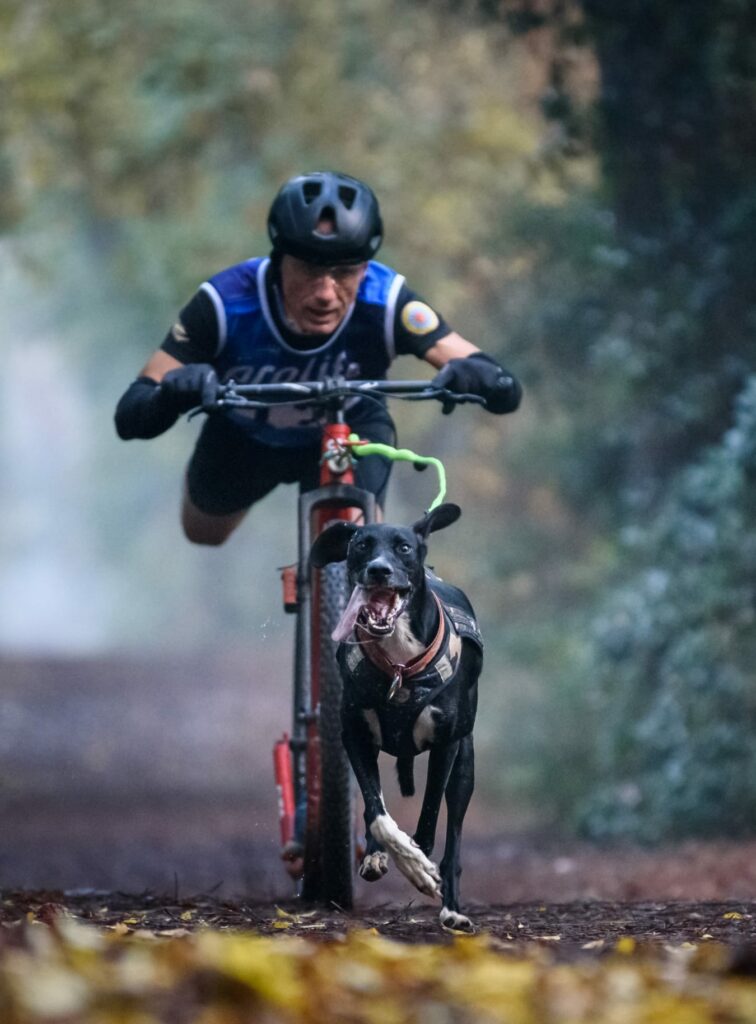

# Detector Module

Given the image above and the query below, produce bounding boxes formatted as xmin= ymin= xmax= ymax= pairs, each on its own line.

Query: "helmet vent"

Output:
xmin=338 ymin=185 xmax=357 ymax=209
xmin=314 ymin=206 xmax=337 ymax=235
xmin=302 ymin=181 xmax=322 ymax=204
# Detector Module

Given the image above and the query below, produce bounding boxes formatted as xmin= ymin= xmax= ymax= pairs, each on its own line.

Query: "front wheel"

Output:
xmin=302 ymin=561 xmax=355 ymax=908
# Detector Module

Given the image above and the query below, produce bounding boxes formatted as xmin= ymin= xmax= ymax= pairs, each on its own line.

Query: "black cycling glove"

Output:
xmin=431 ymin=352 xmax=522 ymax=415
xmin=159 ymin=363 xmax=218 ymax=413
xmin=114 ymin=364 xmax=218 ymax=440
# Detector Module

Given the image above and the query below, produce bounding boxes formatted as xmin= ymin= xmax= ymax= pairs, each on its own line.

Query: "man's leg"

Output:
xmin=182 ymin=418 xmax=328 ymax=545
xmin=182 ymin=417 xmax=294 ymax=546
xmin=181 ymin=479 xmax=249 ymax=546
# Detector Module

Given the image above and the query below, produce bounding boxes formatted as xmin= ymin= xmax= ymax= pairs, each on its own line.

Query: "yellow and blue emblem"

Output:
xmin=401 ymin=301 xmax=440 ymax=336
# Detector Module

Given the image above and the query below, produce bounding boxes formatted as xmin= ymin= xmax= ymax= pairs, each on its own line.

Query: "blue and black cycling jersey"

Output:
xmin=161 ymin=257 xmax=450 ymax=447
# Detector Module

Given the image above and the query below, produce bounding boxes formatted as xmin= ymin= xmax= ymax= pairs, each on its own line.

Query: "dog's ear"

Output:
xmin=310 ymin=521 xmax=359 ymax=568
xmin=412 ymin=502 xmax=462 ymax=539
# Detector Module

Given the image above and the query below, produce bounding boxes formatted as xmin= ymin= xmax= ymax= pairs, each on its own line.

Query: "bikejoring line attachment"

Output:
xmin=343 ymin=434 xmax=448 ymax=511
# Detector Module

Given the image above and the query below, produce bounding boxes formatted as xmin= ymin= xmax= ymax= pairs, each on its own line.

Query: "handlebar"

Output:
xmin=199 ymin=377 xmax=486 ymax=412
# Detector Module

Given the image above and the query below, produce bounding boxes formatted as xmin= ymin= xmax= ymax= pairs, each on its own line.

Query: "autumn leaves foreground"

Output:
xmin=2 ymin=908 xmax=756 ymax=1023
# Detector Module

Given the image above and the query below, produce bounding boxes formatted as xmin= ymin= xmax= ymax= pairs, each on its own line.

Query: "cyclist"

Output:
xmin=114 ymin=171 xmax=522 ymax=544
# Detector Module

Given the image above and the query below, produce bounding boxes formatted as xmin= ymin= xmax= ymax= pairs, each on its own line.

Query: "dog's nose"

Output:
xmin=365 ymin=557 xmax=392 ymax=584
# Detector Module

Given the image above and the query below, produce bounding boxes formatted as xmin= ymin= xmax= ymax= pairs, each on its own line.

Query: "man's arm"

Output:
xmin=391 ymin=287 xmax=521 ymax=414
xmin=115 ymin=356 xmax=218 ymax=440
xmin=114 ymin=291 xmax=220 ymax=440
xmin=140 ymin=349 xmax=185 ymax=382
xmin=422 ymin=331 xmax=480 ymax=368
xmin=423 ymin=332 xmax=522 ymax=415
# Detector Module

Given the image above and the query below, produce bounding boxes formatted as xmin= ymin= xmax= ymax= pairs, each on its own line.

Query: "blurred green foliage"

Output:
xmin=1 ymin=0 xmax=755 ymax=839
xmin=581 ymin=378 xmax=756 ymax=840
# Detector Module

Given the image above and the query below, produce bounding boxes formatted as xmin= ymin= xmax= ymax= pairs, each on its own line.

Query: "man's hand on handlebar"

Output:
xmin=159 ymin=364 xmax=219 ymax=414
xmin=431 ymin=353 xmax=521 ymax=415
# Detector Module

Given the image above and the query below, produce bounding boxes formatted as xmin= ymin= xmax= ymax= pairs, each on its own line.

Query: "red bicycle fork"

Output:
xmin=272 ymin=422 xmax=375 ymax=874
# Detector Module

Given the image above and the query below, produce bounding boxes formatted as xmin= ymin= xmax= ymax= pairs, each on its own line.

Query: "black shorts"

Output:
xmin=186 ymin=412 xmax=395 ymax=515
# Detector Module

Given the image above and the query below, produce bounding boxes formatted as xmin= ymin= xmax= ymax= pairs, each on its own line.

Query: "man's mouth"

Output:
xmin=305 ymin=307 xmax=339 ymax=325
xmin=332 ymin=585 xmax=409 ymax=642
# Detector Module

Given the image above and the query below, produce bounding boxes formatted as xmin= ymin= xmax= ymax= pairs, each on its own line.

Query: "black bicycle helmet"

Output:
xmin=267 ymin=171 xmax=383 ymax=265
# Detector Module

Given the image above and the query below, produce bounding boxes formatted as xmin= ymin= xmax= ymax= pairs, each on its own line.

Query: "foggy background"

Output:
xmin=1 ymin=0 xmax=755 ymax=895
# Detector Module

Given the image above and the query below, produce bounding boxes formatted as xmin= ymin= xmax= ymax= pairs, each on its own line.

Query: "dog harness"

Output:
xmin=341 ymin=591 xmax=482 ymax=757
xmin=354 ymin=593 xmax=453 ymax=703
xmin=346 ymin=590 xmax=482 ymax=697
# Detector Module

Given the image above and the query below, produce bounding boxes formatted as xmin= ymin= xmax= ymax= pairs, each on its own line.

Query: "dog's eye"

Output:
xmin=397 ymin=542 xmax=413 ymax=554
xmin=353 ymin=539 xmax=369 ymax=552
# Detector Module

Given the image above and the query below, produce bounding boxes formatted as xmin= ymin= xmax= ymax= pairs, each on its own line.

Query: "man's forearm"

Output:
xmin=114 ymin=377 xmax=180 ymax=440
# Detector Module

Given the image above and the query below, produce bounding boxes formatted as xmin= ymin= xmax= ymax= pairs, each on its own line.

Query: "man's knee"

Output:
xmin=181 ymin=491 xmax=247 ymax=546
xmin=182 ymin=520 xmax=230 ymax=546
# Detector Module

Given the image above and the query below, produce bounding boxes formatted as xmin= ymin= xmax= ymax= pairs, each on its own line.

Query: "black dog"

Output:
xmin=310 ymin=503 xmax=482 ymax=931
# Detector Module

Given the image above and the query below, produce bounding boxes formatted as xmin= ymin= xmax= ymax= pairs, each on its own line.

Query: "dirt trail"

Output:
xmin=3 ymin=655 xmax=756 ymax=950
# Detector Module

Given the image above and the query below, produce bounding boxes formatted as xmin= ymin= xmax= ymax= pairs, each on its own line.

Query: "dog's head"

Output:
xmin=310 ymin=503 xmax=461 ymax=639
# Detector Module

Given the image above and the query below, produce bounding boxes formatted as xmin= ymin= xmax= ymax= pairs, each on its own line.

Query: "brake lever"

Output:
xmin=433 ymin=389 xmax=487 ymax=413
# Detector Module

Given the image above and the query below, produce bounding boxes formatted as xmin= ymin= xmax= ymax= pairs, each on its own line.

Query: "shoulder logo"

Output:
xmin=171 ymin=320 xmax=189 ymax=343
xmin=401 ymin=301 xmax=439 ymax=336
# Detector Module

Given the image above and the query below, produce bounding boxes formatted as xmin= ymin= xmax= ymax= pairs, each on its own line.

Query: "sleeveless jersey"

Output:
xmin=201 ymin=257 xmax=405 ymax=447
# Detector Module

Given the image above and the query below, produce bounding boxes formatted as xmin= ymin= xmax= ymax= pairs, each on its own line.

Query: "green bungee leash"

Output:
xmin=346 ymin=433 xmax=447 ymax=510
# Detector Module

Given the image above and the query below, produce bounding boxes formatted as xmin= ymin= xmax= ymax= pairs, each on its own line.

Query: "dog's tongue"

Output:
xmin=332 ymin=585 xmax=368 ymax=642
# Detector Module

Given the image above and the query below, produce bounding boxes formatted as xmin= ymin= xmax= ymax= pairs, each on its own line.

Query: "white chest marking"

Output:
xmin=375 ymin=612 xmax=425 ymax=665
xmin=412 ymin=705 xmax=441 ymax=751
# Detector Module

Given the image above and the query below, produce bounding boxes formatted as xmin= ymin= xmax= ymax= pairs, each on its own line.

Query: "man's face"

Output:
xmin=280 ymin=255 xmax=366 ymax=335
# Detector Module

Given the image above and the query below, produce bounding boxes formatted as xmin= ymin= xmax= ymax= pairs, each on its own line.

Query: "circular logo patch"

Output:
xmin=401 ymin=301 xmax=440 ymax=336
xmin=171 ymin=320 xmax=189 ymax=343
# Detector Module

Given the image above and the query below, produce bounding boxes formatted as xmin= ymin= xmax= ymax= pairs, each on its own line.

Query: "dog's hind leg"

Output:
xmin=438 ymin=732 xmax=475 ymax=933
xmin=413 ymin=741 xmax=460 ymax=857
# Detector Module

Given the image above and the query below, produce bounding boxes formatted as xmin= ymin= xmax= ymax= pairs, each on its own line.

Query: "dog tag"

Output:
xmin=387 ymin=672 xmax=404 ymax=703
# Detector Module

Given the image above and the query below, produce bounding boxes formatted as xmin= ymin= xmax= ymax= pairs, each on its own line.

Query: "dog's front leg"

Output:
xmin=340 ymin=712 xmax=389 ymax=881
xmin=341 ymin=712 xmax=441 ymax=900
xmin=438 ymin=732 xmax=475 ymax=933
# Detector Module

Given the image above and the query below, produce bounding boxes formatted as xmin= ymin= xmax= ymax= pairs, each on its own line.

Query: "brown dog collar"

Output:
xmin=356 ymin=593 xmax=448 ymax=702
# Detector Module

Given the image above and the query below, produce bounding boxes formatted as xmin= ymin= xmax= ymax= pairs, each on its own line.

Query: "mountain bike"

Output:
xmin=201 ymin=376 xmax=480 ymax=908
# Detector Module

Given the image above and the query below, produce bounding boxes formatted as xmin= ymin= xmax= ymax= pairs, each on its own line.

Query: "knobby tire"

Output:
xmin=307 ymin=561 xmax=355 ymax=908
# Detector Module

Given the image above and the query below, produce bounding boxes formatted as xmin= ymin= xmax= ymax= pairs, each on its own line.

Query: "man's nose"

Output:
xmin=311 ymin=274 xmax=338 ymax=302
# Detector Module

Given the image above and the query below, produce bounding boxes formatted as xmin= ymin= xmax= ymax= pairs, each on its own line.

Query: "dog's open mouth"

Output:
xmin=358 ymin=587 xmax=409 ymax=637
xmin=332 ymin=585 xmax=409 ymax=642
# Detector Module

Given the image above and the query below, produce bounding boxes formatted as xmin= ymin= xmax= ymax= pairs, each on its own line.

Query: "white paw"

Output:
xmin=370 ymin=815 xmax=441 ymax=899
xmin=440 ymin=907 xmax=475 ymax=933
xmin=359 ymin=851 xmax=389 ymax=882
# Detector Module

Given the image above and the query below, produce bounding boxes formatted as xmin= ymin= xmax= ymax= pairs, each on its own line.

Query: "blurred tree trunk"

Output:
xmin=582 ymin=0 xmax=736 ymax=236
